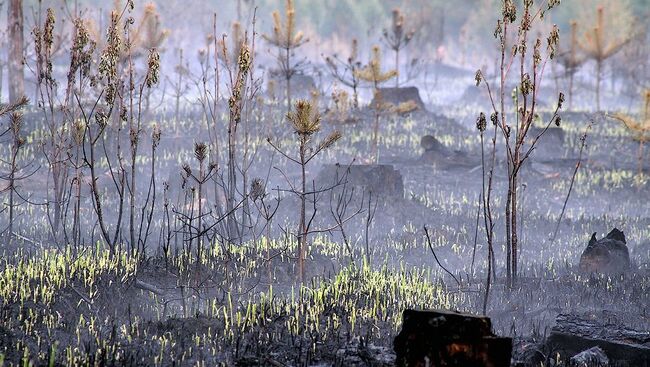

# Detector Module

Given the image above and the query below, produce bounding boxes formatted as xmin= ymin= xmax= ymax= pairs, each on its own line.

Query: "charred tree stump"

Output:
xmin=370 ymin=86 xmax=426 ymax=111
xmin=393 ymin=309 xmax=512 ymax=367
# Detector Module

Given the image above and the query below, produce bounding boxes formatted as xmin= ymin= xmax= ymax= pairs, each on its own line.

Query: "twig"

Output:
xmin=550 ymin=120 xmax=592 ymax=244
xmin=423 ymin=225 xmax=460 ymax=286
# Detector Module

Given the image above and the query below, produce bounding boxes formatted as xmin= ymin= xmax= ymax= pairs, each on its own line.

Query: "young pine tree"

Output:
xmin=382 ymin=8 xmax=415 ymax=87
xmin=263 ymin=0 xmax=308 ymax=113
xmin=267 ymin=100 xmax=341 ymax=282
xmin=355 ymin=46 xmax=397 ymax=164
xmin=324 ymin=38 xmax=362 ymax=110
xmin=578 ymin=4 xmax=633 ymax=110
xmin=557 ymin=21 xmax=586 ymax=110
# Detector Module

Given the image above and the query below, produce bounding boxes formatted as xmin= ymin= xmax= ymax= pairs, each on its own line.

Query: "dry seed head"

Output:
xmin=548 ymin=0 xmax=561 ymax=10
xmin=554 ymin=115 xmax=562 ymax=127
xmin=558 ymin=92 xmax=565 ymax=109
xmin=129 ymin=127 xmax=139 ymax=147
xmin=490 ymin=112 xmax=499 ymax=125
xmin=547 ymin=25 xmax=560 ymax=59
xmin=146 ymin=48 xmax=160 ymax=88
xmin=503 ymin=0 xmax=517 ymax=23
xmin=521 ymin=73 xmax=532 ymax=95
xmin=237 ymin=43 xmax=251 ymax=73
xmin=44 ymin=8 xmax=56 ymax=49
xmin=99 ymin=12 xmax=122 ymax=105
xmin=533 ymin=38 xmax=542 ymax=66
xmin=476 ymin=112 xmax=487 ymax=132
xmin=250 ymin=178 xmax=265 ymax=202
xmin=475 ymin=70 xmax=483 ymax=86
xmin=494 ymin=19 xmax=503 ymax=39
xmin=95 ymin=110 xmax=108 ymax=128
xmin=70 ymin=18 xmax=96 ymax=79
xmin=120 ymin=105 xmax=128 ymax=122
xmin=152 ymin=123 xmax=161 ymax=148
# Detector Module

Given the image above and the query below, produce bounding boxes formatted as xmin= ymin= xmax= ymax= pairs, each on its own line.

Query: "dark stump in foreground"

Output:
xmin=317 ymin=164 xmax=404 ymax=199
xmin=393 ymin=309 xmax=512 ymax=367
xmin=547 ymin=312 xmax=650 ymax=366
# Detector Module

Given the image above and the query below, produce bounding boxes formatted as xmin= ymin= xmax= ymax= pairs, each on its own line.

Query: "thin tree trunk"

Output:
xmin=505 ymin=165 xmax=512 ymax=286
xmin=7 ymin=0 xmax=24 ymax=103
xmin=395 ymin=49 xmax=400 ymax=87
xmin=596 ymin=60 xmax=602 ymax=111
xmin=298 ymin=138 xmax=307 ymax=282
xmin=511 ymin=169 xmax=519 ymax=283
xmin=286 ymin=48 xmax=292 ymax=114
xmin=568 ymin=71 xmax=575 ymax=110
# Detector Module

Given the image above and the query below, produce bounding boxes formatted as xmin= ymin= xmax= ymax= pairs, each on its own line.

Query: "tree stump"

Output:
xmin=371 ymin=87 xmax=426 ymax=111
xmin=393 ymin=309 xmax=512 ymax=367
xmin=579 ymin=228 xmax=630 ymax=273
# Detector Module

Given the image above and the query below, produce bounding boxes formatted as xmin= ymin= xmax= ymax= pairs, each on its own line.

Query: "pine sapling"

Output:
xmin=263 ymin=0 xmax=308 ymax=113
xmin=355 ymin=46 xmax=397 ymax=163
xmin=382 ymin=8 xmax=415 ymax=87
xmin=267 ymin=100 xmax=341 ymax=282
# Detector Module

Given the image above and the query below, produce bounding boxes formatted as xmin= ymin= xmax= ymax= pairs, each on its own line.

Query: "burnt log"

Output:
xmin=393 ymin=309 xmax=512 ymax=367
xmin=547 ymin=312 xmax=650 ymax=366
